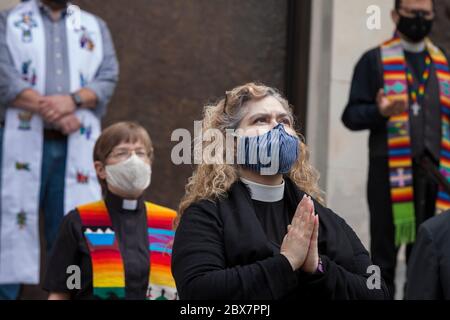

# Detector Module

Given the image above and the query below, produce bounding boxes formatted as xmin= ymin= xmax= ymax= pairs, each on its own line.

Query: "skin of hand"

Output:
xmin=39 ymin=95 xmax=76 ymax=123
xmin=48 ymin=292 xmax=70 ymax=300
xmin=54 ymin=113 xmax=81 ymax=135
xmin=11 ymin=88 xmax=44 ymax=114
xmin=301 ymin=196 xmax=320 ymax=274
xmin=280 ymin=195 xmax=315 ymax=271
xmin=377 ymin=88 xmax=408 ymax=118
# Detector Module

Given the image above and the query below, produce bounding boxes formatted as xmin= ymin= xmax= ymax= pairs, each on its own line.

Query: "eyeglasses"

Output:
xmin=107 ymin=148 xmax=149 ymax=161
xmin=397 ymin=7 xmax=435 ymax=20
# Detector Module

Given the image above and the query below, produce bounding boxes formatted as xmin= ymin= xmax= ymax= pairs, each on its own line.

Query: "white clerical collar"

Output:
xmin=122 ymin=199 xmax=138 ymax=211
xmin=240 ymin=177 xmax=284 ymax=202
xmin=400 ymin=38 xmax=426 ymax=53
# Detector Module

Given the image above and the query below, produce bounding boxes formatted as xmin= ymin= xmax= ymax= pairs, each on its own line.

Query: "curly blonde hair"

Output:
xmin=177 ymin=82 xmax=324 ymax=222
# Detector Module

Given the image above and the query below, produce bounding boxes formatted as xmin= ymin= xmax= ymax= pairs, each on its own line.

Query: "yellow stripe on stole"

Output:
xmin=389 ymin=158 xmax=412 ymax=168
xmin=441 ymin=95 xmax=450 ymax=106
xmin=384 ymin=74 xmax=407 ymax=80
xmin=436 ymin=200 xmax=450 ymax=211
xmin=93 ymin=270 xmax=126 ymax=288
xmin=150 ymin=268 xmax=176 ymax=287
xmin=441 ymin=158 xmax=450 ymax=168
xmin=145 ymin=202 xmax=177 ymax=219
xmin=386 ymin=95 xmax=408 ymax=103
xmin=78 ymin=200 xmax=106 ymax=212
xmin=436 ymin=71 xmax=450 ymax=81
xmin=443 ymin=139 xmax=450 ymax=150
xmin=383 ymin=56 xmax=403 ymax=63
xmin=391 ymin=187 xmax=413 ymax=197
xmin=389 ymin=113 xmax=408 ymax=122
xmin=388 ymin=136 xmax=410 ymax=145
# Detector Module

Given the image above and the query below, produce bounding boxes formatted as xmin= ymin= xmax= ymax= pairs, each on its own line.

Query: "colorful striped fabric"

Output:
xmin=381 ymin=37 xmax=450 ymax=246
xmin=78 ymin=200 xmax=177 ymax=300
xmin=428 ymin=40 xmax=450 ymax=213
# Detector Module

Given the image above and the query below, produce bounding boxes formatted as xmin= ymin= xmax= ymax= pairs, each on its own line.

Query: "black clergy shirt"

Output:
xmin=252 ymin=199 xmax=290 ymax=248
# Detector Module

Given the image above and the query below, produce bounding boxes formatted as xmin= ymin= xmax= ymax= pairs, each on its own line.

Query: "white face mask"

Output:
xmin=105 ymin=153 xmax=151 ymax=196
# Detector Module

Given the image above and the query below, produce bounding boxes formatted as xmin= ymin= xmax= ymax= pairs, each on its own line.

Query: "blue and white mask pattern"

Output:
xmin=236 ymin=123 xmax=299 ymax=175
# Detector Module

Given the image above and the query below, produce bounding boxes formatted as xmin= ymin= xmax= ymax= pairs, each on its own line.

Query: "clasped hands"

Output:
xmin=280 ymin=194 xmax=320 ymax=273
xmin=38 ymin=95 xmax=81 ymax=135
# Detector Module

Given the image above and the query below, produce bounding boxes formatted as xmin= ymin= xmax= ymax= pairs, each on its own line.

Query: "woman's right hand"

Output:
xmin=376 ymin=88 xmax=407 ymax=118
xmin=280 ymin=195 xmax=315 ymax=271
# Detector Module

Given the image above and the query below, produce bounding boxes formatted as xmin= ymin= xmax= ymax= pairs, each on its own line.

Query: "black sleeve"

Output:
xmin=171 ymin=202 xmax=299 ymax=300
xmin=406 ymin=224 xmax=440 ymax=300
xmin=42 ymin=210 xmax=82 ymax=294
xmin=341 ymin=48 xmax=388 ymax=131
xmin=299 ymin=216 xmax=391 ymax=300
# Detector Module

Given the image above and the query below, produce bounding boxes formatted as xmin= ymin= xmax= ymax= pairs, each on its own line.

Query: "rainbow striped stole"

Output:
xmin=427 ymin=40 xmax=450 ymax=214
xmin=381 ymin=37 xmax=450 ymax=246
xmin=78 ymin=200 xmax=177 ymax=300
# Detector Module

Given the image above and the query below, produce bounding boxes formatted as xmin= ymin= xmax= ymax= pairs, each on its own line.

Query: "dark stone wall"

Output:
xmin=430 ymin=0 xmax=450 ymax=53
xmin=74 ymin=0 xmax=290 ymax=210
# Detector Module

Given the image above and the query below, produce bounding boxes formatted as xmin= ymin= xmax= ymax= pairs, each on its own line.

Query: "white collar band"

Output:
xmin=122 ymin=199 xmax=138 ymax=211
xmin=240 ymin=177 xmax=284 ymax=202
xmin=401 ymin=38 xmax=426 ymax=53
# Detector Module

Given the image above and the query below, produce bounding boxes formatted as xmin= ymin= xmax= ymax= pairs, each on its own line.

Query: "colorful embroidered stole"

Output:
xmin=78 ymin=201 xmax=177 ymax=300
xmin=381 ymin=37 xmax=450 ymax=245
xmin=0 ymin=0 xmax=102 ymax=284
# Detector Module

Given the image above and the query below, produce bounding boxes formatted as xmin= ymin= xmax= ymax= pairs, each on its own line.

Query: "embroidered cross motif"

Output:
xmin=391 ymin=168 xmax=412 ymax=188
xmin=79 ymin=27 xmax=95 ymax=51
xmin=14 ymin=11 xmax=37 ymax=43
xmin=15 ymin=162 xmax=30 ymax=171
xmin=76 ymin=171 xmax=89 ymax=184
xmin=389 ymin=122 xmax=408 ymax=136
xmin=147 ymin=286 xmax=178 ymax=300
xmin=80 ymin=72 xmax=87 ymax=87
xmin=17 ymin=210 xmax=27 ymax=229
xmin=18 ymin=111 xmax=32 ymax=130
xmin=21 ymin=60 xmax=37 ymax=86
xmin=80 ymin=124 xmax=92 ymax=140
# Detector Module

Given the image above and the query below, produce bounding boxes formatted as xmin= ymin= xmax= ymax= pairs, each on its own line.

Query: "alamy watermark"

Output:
xmin=366 ymin=5 xmax=382 ymax=30
xmin=66 ymin=265 xmax=81 ymax=290
xmin=366 ymin=265 xmax=382 ymax=290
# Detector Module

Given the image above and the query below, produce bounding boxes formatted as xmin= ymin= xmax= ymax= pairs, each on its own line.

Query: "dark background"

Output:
xmin=431 ymin=0 xmax=450 ymax=53
xmin=74 ymin=0 xmax=311 ymax=211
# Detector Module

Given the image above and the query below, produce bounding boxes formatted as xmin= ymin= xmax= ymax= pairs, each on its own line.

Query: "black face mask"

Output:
xmin=47 ymin=0 xmax=69 ymax=6
xmin=396 ymin=11 xmax=434 ymax=43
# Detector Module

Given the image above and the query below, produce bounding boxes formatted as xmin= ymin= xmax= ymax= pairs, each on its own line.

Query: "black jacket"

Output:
xmin=172 ymin=178 xmax=390 ymax=300
xmin=406 ymin=211 xmax=450 ymax=300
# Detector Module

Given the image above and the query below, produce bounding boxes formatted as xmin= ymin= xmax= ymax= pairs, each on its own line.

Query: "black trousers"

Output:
xmin=367 ymin=156 xmax=438 ymax=298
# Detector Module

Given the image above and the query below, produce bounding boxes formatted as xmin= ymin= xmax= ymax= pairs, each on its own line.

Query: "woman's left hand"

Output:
xmin=301 ymin=197 xmax=320 ymax=274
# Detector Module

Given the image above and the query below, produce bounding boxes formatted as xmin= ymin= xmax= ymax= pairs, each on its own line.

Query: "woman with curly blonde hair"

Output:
xmin=172 ymin=83 xmax=390 ymax=300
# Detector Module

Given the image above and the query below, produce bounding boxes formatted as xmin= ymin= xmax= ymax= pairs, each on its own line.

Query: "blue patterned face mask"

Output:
xmin=236 ymin=123 xmax=299 ymax=175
